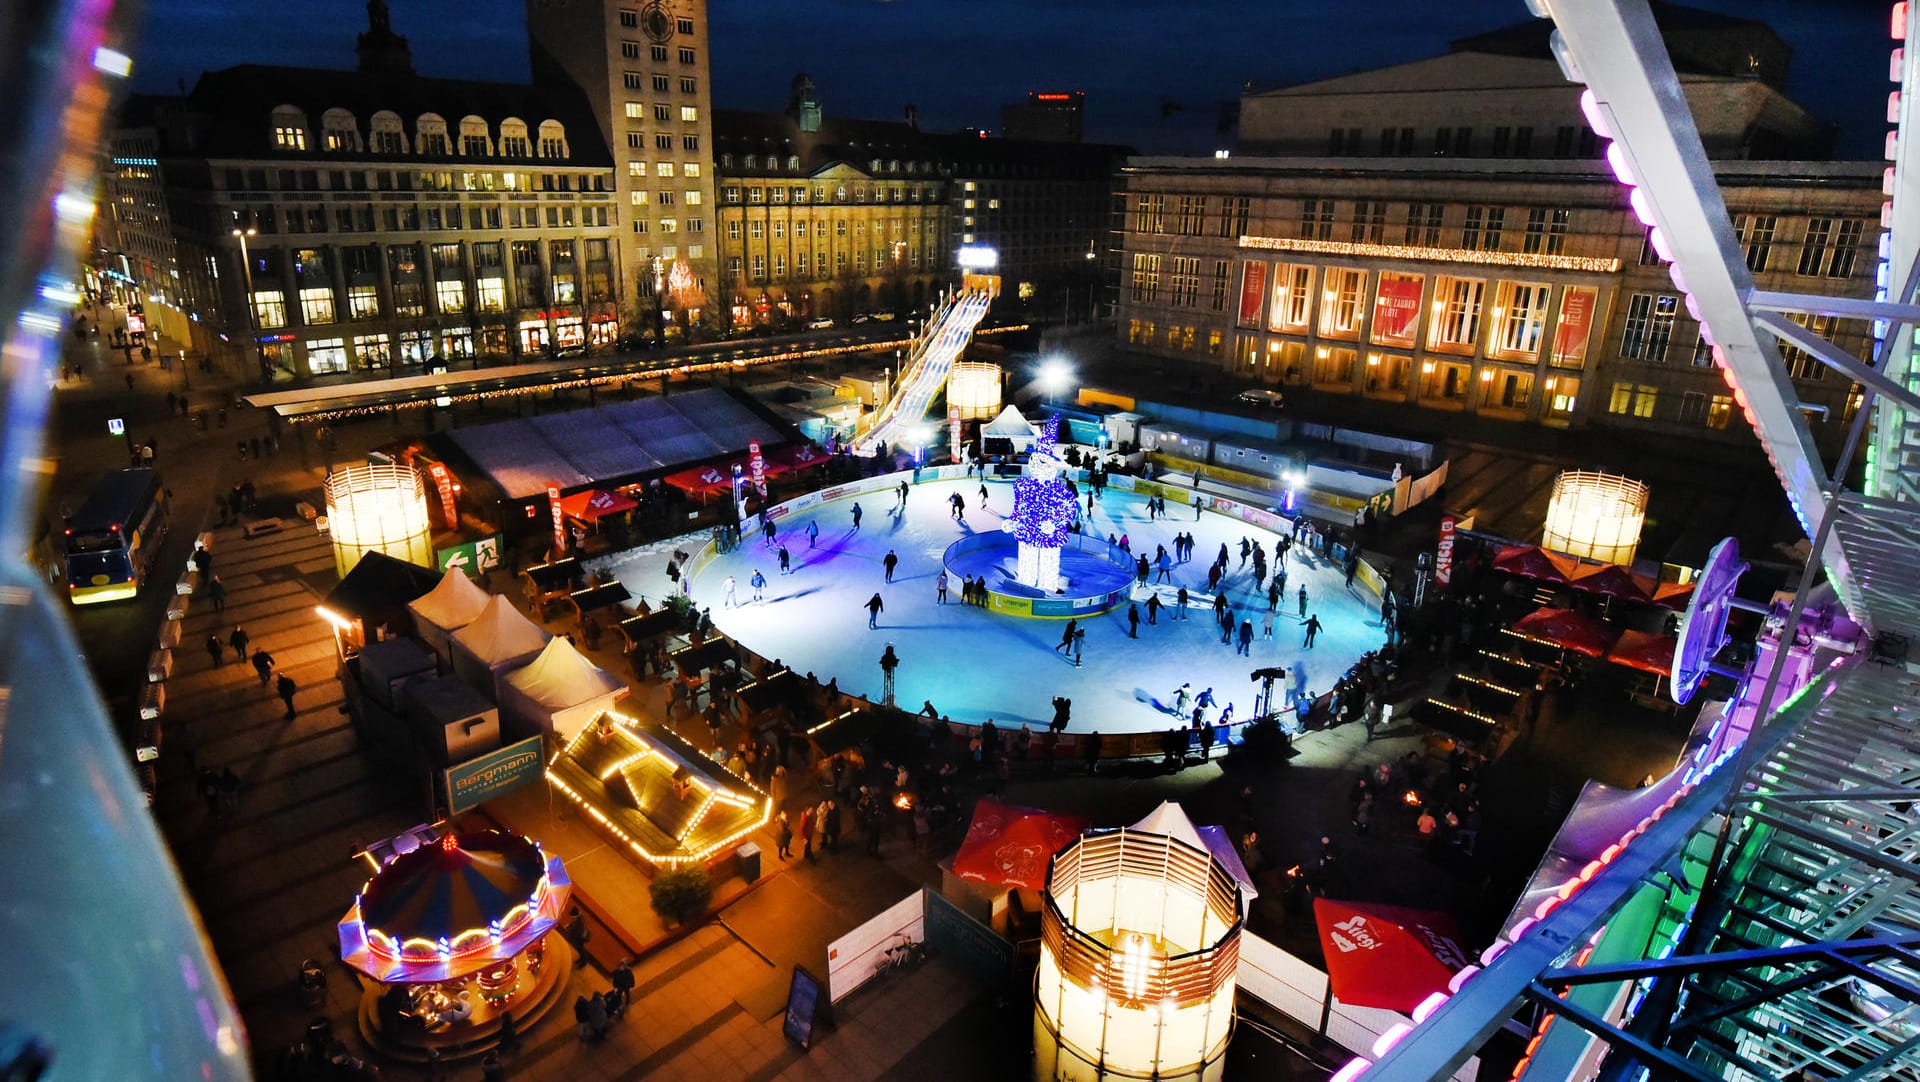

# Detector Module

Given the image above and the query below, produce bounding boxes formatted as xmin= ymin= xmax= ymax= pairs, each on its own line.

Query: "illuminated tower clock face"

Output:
xmin=642 ymin=0 xmax=675 ymax=42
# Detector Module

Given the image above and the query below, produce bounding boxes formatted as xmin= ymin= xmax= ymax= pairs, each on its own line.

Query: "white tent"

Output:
xmin=983 ymin=404 xmax=1039 ymax=450
xmin=499 ymin=637 xmax=628 ymax=741
xmin=1132 ymin=801 xmax=1259 ymax=913
xmin=449 ymin=595 xmax=551 ymax=698
xmin=407 ymin=568 xmax=493 ymax=663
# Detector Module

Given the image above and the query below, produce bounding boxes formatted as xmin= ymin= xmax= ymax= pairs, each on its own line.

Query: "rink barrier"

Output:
xmin=689 ymin=465 xmax=1390 ymax=763
xmin=943 ymin=532 xmax=1133 ymax=619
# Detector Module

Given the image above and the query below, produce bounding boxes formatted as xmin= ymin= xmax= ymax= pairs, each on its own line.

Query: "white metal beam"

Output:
xmin=1746 ymin=290 xmax=1920 ymax=326
xmin=1753 ymin=311 xmax=1920 ymax=417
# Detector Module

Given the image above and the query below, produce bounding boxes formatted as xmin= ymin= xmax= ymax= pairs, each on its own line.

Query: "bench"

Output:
xmin=243 ymin=518 xmax=285 ymax=539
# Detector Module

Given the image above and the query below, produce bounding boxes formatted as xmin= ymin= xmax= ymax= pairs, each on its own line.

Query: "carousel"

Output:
xmin=337 ymin=828 xmax=574 ymax=1059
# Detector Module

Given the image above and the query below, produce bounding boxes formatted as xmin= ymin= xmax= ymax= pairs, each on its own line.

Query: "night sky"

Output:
xmin=132 ymin=0 xmax=1895 ymax=157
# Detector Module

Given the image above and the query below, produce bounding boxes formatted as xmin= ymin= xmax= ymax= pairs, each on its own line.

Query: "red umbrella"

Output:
xmin=1607 ymin=628 xmax=1678 ymax=676
xmin=1647 ymin=579 xmax=1695 ymax=610
xmin=952 ymin=797 xmax=1089 ymax=891
xmin=1314 ymin=898 xmax=1470 ymax=1012
xmin=1566 ymin=563 xmax=1651 ymax=603
xmin=1511 ymin=607 xmax=1621 ymax=657
xmin=1492 ymin=545 xmax=1577 ymax=583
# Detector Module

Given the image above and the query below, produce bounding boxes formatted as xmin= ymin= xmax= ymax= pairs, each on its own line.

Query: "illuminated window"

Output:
xmin=251 ymin=290 xmax=287 ymax=329
xmin=347 ymin=283 xmax=380 ymax=320
xmin=1489 ymin=280 xmax=1550 ymax=359
xmin=1311 ymin=346 xmax=1356 ymax=387
xmin=657 ymin=162 xmax=675 ymax=177
xmin=630 ymin=190 xmax=649 ymax=206
xmin=1620 ymin=292 xmax=1677 ymax=362
xmin=1608 ymin=382 xmax=1657 ymax=418
xmin=1365 ymin=352 xmax=1411 ymax=395
xmin=680 ymin=106 xmax=698 ymax=123
xmin=306 ymin=337 xmax=347 ymax=374
xmin=1316 ymin=267 xmax=1366 ymax=340
xmin=684 ymin=163 xmax=700 ymax=178
xmin=1477 ymin=368 xmax=1532 ymax=411
xmin=1129 ymin=253 xmax=1160 ymax=303
xmin=626 ymin=102 xmax=644 ymax=120
xmin=1267 ymin=263 xmax=1314 ymax=333
xmin=475 ymin=277 xmax=505 ymax=312
xmin=1426 ymin=276 xmax=1485 ymax=354
xmin=435 ymin=278 xmax=465 ymax=313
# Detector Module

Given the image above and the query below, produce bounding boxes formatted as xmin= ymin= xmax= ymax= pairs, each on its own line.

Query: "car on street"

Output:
xmin=1237 ymin=388 xmax=1286 ymax=408
xmin=850 ymin=313 xmax=872 ymax=325
xmin=807 ymin=317 xmax=834 ymax=329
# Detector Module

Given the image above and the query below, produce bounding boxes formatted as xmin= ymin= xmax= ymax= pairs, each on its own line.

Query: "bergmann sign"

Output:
xmin=444 ymin=735 xmax=544 ymax=815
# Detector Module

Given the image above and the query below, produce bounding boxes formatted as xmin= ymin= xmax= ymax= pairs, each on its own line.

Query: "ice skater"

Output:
xmin=1127 ymin=603 xmax=1140 ymax=638
xmin=723 ymin=575 xmax=738 ymax=607
xmin=936 ymin=571 xmax=949 ymax=604
xmin=1155 ymin=552 xmax=1173 ymax=583
xmin=1172 ymin=684 xmax=1193 ymax=717
xmin=865 ymin=592 xmax=885 ymax=628
xmin=1176 ymin=586 xmax=1189 ymax=619
xmin=1298 ymin=584 xmax=1309 ymax=618
xmin=1238 ymin=619 xmax=1254 ymax=656
xmin=1056 ymin=618 xmax=1079 ymax=654
xmin=778 ymin=545 xmax=791 ymax=574
xmin=852 ymin=503 xmax=863 ymax=530
xmin=1146 ymin=593 xmax=1161 ymax=624
xmin=978 ymin=482 xmax=988 ymax=508
xmin=1072 ymin=626 xmax=1085 ymax=666
xmin=949 ymin=491 xmax=965 ymax=520
xmin=1303 ymin=613 xmax=1323 ymax=648
xmin=750 ymin=570 xmax=766 ymax=602
xmin=883 ymin=549 xmax=899 ymax=582
xmin=807 ymin=519 xmax=820 ymax=547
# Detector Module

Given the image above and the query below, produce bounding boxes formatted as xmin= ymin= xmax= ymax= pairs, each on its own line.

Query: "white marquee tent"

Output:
xmin=499 ymin=637 xmax=628 ymax=741
xmin=407 ymin=567 xmax=493 ymax=663
xmin=1132 ymin=800 xmax=1259 ymax=913
xmin=449 ymin=595 xmax=551 ymax=698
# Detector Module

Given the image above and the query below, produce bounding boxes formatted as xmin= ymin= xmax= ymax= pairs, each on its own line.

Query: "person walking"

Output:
xmin=865 ymin=592 xmax=885 ymax=629
xmin=228 ymin=624 xmax=250 ymax=662
xmin=778 ymin=545 xmax=791 ymax=575
xmin=610 ymin=960 xmax=637 ymax=1015
xmin=723 ymin=574 xmax=738 ymax=607
xmin=1298 ymin=584 xmax=1309 ymax=618
xmin=587 ymin=991 xmax=611 ymax=1040
xmin=275 ymin=672 xmax=298 ymax=719
xmin=936 ymin=571 xmax=948 ymax=604
xmin=1056 ymin=618 xmax=1078 ymax=654
xmin=879 ymin=643 xmax=900 ymax=705
xmin=250 ymin=647 xmax=274 ymax=686
xmin=749 ymin=569 xmax=766 ymax=602
xmin=206 ymin=575 xmax=226 ymax=612
xmin=1127 ymin=603 xmax=1141 ymax=638
xmin=775 ymin=810 xmax=793 ymax=860
xmin=851 ymin=502 xmax=863 ymax=530
xmin=883 ymin=549 xmax=899 ymax=582
xmin=205 ymin=633 xmax=224 ymax=668
xmin=1303 ymin=613 xmax=1323 ymax=648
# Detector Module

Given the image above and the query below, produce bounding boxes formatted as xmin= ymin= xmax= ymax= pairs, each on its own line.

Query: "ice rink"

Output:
xmin=612 ymin=476 xmax=1387 ymax=734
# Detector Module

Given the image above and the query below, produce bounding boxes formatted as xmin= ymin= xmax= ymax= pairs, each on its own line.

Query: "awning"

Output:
xmin=1314 ymin=897 xmax=1470 ymax=1013
xmin=662 ymin=462 xmax=736 ymax=498
xmin=1492 ymin=545 xmax=1578 ymax=583
xmin=1510 ymin=606 xmax=1622 ymax=657
xmin=952 ymin=796 xmax=1089 ymax=891
xmin=770 ymin=443 xmax=831 ymax=472
xmin=1607 ymin=628 xmax=1678 ymax=676
xmin=1567 ymin=563 xmax=1651 ymax=603
xmin=558 ymin=488 xmax=638 ymax=522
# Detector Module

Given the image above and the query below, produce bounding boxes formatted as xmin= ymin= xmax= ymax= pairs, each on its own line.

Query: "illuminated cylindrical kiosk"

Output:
xmin=947 ymin=361 xmax=1003 ymax=421
xmin=1542 ymin=470 xmax=1648 ymax=567
xmin=1034 ymin=828 xmax=1242 ymax=1082
xmin=325 ymin=463 xmax=434 ymax=577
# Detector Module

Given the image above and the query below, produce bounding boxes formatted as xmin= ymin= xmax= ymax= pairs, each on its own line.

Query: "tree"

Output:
xmin=648 ymin=865 xmax=714 ymax=925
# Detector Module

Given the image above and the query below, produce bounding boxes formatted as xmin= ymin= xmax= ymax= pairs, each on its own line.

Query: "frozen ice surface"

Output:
xmin=608 ymin=477 xmax=1386 ymax=734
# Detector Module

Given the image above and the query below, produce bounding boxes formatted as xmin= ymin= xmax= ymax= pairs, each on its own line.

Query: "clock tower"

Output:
xmin=527 ymin=0 xmax=719 ymax=334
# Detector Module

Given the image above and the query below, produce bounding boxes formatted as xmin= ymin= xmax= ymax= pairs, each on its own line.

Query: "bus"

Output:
xmin=64 ymin=468 xmax=169 ymax=605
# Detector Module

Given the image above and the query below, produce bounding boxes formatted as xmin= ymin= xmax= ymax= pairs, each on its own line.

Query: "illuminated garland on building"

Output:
xmin=1237 ymin=235 xmax=1621 ymax=273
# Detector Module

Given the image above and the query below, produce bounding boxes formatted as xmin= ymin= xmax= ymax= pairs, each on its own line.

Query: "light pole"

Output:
xmin=230 ymin=227 xmax=267 ymax=385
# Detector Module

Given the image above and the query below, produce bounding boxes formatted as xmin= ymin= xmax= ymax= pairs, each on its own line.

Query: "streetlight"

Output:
xmin=230 ymin=227 xmax=266 ymax=385
xmin=1036 ymin=357 xmax=1074 ymax=398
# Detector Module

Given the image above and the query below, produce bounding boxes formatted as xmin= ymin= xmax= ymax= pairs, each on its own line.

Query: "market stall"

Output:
xmin=947 ymin=797 xmax=1090 ymax=936
xmin=317 ymin=551 xmax=443 ymax=660
xmin=337 ymin=828 xmax=572 ymax=1057
xmin=521 ymin=557 xmax=584 ymax=618
xmin=450 ymin=596 xmax=552 ymax=699
xmin=408 ymin=567 xmax=493 ymax=666
xmin=543 ymin=712 xmax=769 ymax=870
xmin=498 ymin=637 xmax=628 ymax=742
xmin=1507 ymin=606 xmax=1622 ymax=659
xmin=730 ymin=669 xmax=805 ymax=734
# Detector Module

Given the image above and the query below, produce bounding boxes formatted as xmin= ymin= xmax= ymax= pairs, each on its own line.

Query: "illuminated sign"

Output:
xmin=1238 ymin=235 xmax=1621 ymax=273
xmin=107 ymin=417 xmax=125 ymax=436
xmin=749 ymin=441 xmax=767 ymax=499
xmin=1034 ymin=93 xmax=1075 ymax=102
xmin=444 ymin=736 xmax=544 ymax=815
xmin=426 ymin=460 xmax=458 ymax=527
xmin=1435 ymin=515 xmax=1457 ymax=587
xmin=957 ymin=246 xmax=999 ymax=270
xmin=548 ymin=482 xmax=566 ymax=554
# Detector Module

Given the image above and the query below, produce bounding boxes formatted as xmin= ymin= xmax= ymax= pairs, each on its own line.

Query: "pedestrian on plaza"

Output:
xmin=205 ymin=633 xmax=224 ymax=668
xmin=750 ymin=569 xmax=766 ymax=602
xmin=562 ymin=905 xmax=589 ymax=966
xmin=275 ymin=671 xmax=299 ymax=720
xmin=1303 ymin=614 xmax=1323 ymax=648
xmin=1083 ymin=731 xmax=1101 ymax=775
xmin=587 ymin=991 xmax=611 ymax=1040
xmin=865 ymin=592 xmax=885 ymax=629
xmin=206 ymin=575 xmax=226 ymax=612
xmin=798 ymin=804 xmax=816 ymax=863
xmin=217 ymin=768 xmax=241 ymax=815
xmin=778 ymin=545 xmax=791 ymax=575
xmin=1354 ymin=793 xmax=1373 ymax=835
xmin=228 ymin=624 xmax=249 ymax=662
xmin=250 ymin=647 xmax=274 ymax=686
xmin=936 ymin=571 xmax=948 ymax=604
xmin=611 ymin=960 xmax=636 ymax=1015
xmin=1127 ymin=603 xmax=1140 ymax=638
xmin=822 ymin=798 xmax=842 ymax=853
xmin=775 ymin=811 xmax=793 ymax=860
xmin=883 ymin=549 xmax=899 ymax=582
xmin=573 ymin=994 xmax=591 ymax=1040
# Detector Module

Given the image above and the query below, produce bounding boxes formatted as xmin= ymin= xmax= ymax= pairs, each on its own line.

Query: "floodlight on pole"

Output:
xmin=1036 ymin=357 xmax=1074 ymax=397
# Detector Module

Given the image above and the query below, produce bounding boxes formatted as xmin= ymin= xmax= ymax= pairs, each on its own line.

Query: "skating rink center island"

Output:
xmin=654 ymin=466 xmax=1386 ymax=735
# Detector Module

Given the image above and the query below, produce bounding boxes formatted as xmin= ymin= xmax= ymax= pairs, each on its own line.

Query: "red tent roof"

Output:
xmin=1314 ymin=897 xmax=1470 ymax=1012
xmin=952 ymin=797 xmax=1089 ymax=891
xmin=1646 ymin=578 xmax=1695 ymax=610
xmin=558 ymin=488 xmax=638 ymax=521
xmin=770 ymin=443 xmax=830 ymax=472
xmin=1492 ymin=545 xmax=1578 ymax=583
xmin=662 ymin=463 xmax=735 ymax=497
xmin=1510 ymin=607 xmax=1622 ymax=657
xmin=1567 ymin=563 xmax=1651 ymax=603
xmin=1607 ymin=628 xmax=1679 ymax=676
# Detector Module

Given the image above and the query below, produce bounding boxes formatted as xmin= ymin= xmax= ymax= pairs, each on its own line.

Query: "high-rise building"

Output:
xmin=528 ymin=0 xmax=719 ymax=334
xmin=1001 ymin=91 xmax=1084 ymax=143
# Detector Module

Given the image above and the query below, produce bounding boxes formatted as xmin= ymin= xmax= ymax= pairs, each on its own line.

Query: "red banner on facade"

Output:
xmin=548 ymin=483 xmax=566 ymax=555
xmin=1372 ymin=275 xmax=1424 ymax=346
xmin=1238 ymin=261 xmax=1268 ymax=328
xmin=1552 ymin=286 xmax=1596 ymax=366
xmin=749 ymin=441 xmax=767 ymax=498
xmin=1435 ymin=514 xmax=1457 ymax=587
xmin=948 ymin=405 xmax=962 ymax=460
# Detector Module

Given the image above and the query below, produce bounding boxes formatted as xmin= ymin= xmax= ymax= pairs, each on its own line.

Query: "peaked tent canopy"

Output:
xmin=500 ymin=636 xmax=629 ymax=740
xmin=1313 ymin=897 xmax=1471 ymax=1013
xmin=409 ymin=566 xmax=493 ymax=632
xmin=1131 ymin=802 xmax=1260 ymax=912
xmin=1510 ymin=606 xmax=1622 ymax=658
xmin=952 ymin=796 xmax=1089 ymax=891
xmin=452 ymin=595 xmax=552 ymax=664
xmin=1567 ymin=562 xmax=1652 ymax=603
xmin=983 ymin=404 xmax=1040 ymax=442
xmin=1607 ymin=628 xmax=1679 ymax=676
xmin=1492 ymin=545 xmax=1578 ymax=583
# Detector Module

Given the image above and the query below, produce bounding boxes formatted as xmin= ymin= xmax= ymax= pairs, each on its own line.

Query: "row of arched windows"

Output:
xmin=270 ymin=105 xmax=568 ymax=160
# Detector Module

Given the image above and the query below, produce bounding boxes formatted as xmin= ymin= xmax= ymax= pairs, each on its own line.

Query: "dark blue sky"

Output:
xmin=133 ymin=0 xmax=1893 ymax=156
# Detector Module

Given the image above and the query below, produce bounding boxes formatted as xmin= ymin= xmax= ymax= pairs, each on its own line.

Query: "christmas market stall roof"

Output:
xmin=983 ymin=404 xmax=1040 ymax=441
xmin=320 ymin=551 xmax=442 ymax=637
xmin=544 ymin=712 xmax=769 ymax=868
xmin=445 ymin=388 xmax=787 ymax=500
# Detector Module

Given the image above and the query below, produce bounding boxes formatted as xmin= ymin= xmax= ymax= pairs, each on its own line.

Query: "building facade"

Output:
xmin=1002 ymin=91 xmax=1085 ymax=143
xmin=527 ymin=0 xmax=719 ymax=332
xmin=97 ymin=108 xmax=204 ymax=350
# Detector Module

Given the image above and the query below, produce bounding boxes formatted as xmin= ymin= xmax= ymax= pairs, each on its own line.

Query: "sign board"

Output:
xmin=781 ymin=965 xmax=828 ymax=1050
xmin=949 ymin=405 xmax=962 ymax=459
xmin=443 ymin=735 xmax=544 ymax=816
xmin=956 ymin=245 xmax=999 ymax=269
xmin=1238 ymin=261 xmax=1268 ymax=328
xmin=436 ymin=535 xmax=502 ymax=579
xmin=426 ymin=460 xmax=458 ymax=527
xmin=548 ymin=482 xmax=566 ymax=555
xmin=107 ymin=417 xmax=125 ymax=436
xmin=1435 ymin=515 xmax=1457 ymax=587
xmin=749 ymin=440 xmax=767 ymax=498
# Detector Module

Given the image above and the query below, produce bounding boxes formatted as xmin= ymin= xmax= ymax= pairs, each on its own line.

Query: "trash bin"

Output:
xmin=736 ymin=842 xmax=762 ymax=883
